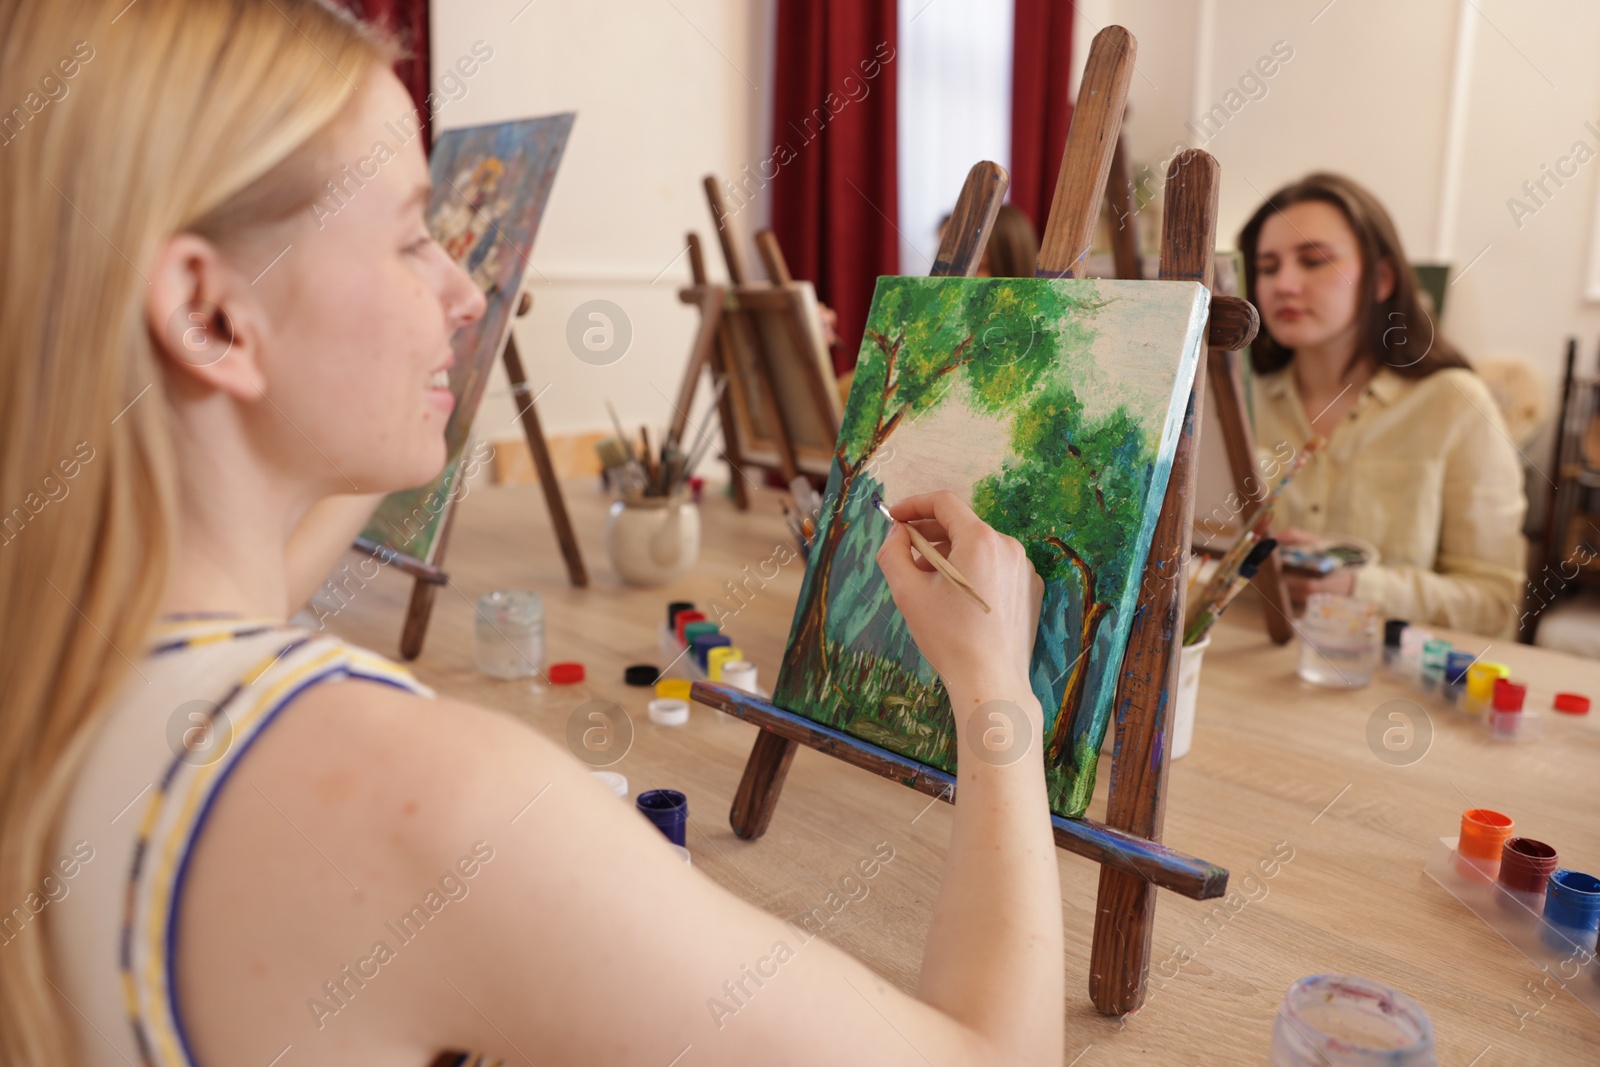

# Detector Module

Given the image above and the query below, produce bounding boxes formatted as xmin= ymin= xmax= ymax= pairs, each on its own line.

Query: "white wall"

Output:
xmin=434 ymin=0 xmax=1597 ymax=521
xmin=430 ymin=0 xmax=775 ymax=449
xmin=1086 ymin=0 xmax=1600 ymax=520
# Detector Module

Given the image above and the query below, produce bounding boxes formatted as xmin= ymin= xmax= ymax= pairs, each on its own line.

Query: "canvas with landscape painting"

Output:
xmin=772 ymin=276 xmax=1207 ymax=819
xmin=360 ymin=113 xmax=573 ymax=565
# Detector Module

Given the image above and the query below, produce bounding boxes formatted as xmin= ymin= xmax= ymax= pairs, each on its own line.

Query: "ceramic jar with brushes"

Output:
xmin=596 ymin=399 xmax=709 ymax=586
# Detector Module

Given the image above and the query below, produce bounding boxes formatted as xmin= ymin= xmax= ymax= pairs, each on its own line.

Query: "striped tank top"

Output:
xmin=48 ymin=614 xmax=494 ymax=1067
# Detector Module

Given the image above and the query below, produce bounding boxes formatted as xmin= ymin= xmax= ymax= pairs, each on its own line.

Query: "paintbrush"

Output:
xmin=676 ymin=378 xmax=729 ymax=473
xmin=872 ymin=495 xmax=991 ymax=614
xmin=604 ymin=400 xmax=637 ymax=464
xmin=1184 ymin=537 xmax=1278 ymax=645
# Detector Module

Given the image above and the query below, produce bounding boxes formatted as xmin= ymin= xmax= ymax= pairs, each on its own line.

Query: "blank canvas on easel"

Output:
xmin=773 ymin=276 xmax=1206 ymax=819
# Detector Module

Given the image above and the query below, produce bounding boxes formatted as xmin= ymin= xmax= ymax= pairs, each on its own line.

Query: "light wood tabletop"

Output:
xmin=324 ymin=477 xmax=1600 ymax=1065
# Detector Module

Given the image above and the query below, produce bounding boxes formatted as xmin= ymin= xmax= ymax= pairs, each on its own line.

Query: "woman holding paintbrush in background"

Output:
xmin=1238 ymin=173 xmax=1527 ymax=639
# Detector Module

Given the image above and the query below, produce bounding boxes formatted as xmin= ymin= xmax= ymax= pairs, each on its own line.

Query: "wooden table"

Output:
xmin=326 ymin=478 xmax=1600 ymax=1065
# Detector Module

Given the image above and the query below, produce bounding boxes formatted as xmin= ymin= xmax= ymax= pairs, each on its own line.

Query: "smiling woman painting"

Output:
xmin=1239 ymin=172 xmax=1527 ymax=639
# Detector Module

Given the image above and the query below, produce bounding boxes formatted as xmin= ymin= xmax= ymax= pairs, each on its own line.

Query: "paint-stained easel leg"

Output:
xmin=729 ymin=731 xmax=799 ymax=839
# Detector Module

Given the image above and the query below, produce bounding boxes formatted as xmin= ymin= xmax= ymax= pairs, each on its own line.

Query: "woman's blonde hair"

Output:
xmin=0 ymin=1 xmax=395 ymax=1060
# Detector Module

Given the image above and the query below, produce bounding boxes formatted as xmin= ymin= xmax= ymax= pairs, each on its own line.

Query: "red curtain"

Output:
xmin=334 ymin=0 xmax=433 ymax=153
xmin=769 ymin=1 xmax=899 ymax=375
xmin=1009 ymin=0 xmax=1074 ymax=236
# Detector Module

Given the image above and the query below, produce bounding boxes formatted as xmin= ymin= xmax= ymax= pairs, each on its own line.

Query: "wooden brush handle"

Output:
xmin=903 ymin=523 xmax=993 ymax=614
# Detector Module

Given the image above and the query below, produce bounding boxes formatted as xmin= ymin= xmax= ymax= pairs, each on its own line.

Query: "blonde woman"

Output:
xmin=0 ymin=3 xmax=1061 ymax=1066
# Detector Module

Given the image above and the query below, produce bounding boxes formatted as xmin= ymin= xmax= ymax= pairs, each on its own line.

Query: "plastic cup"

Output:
xmin=636 ymin=788 xmax=689 ymax=847
xmin=1497 ymin=837 xmax=1557 ymax=918
xmin=1541 ymin=869 xmax=1600 ymax=954
xmin=1170 ymin=636 xmax=1210 ymax=760
xmin=1455 ymin=808 xmax=1514 ymax=881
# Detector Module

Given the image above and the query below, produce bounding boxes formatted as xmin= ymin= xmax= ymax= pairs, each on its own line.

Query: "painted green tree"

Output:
xmin=972 ymin=380 xmax=1153 ymax=805
xmin=778 ymin=278 xmax=1106 ymax=689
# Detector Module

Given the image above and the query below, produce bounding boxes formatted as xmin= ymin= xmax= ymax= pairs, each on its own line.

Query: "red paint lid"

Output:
xmin=1492 ymin=678 xmax=1526 ymax=713
xmin=1553 ymin=692 xmax=1591 ymax=715
xmin=548 ymin=661 xmax=585 ymax=685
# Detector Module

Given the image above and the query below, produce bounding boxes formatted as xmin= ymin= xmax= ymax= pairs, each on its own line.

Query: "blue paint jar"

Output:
xmin=1540 ymin=868 xmax=1600 ymax=954
xmin=692 ymin=631 xmax=732 ymax=671
xmin=636 ymin=788 xmax=689 ymax=847
xmin=1442 ymin=650 xmax=1475 ymax=707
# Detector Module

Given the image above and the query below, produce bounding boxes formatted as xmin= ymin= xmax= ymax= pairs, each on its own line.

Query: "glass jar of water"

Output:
xmin=1269 ymin=974 xmax=1436 ymax=1066
xmin=1296 ymin=593 xmax=1379 ymax=688
xmin=474 ymin=590 xmax=545 ymax=679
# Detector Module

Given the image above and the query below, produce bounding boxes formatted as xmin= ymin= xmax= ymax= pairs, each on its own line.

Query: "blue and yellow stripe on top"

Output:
xmin=115 ymin=618 xmax=500 ymax=1066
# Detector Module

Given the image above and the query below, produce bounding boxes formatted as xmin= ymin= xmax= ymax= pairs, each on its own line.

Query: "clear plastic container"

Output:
xmin=1296 ymin=594 xmax=1379 ymax=688
xmin=474 ymin=589 xmax=545 ymax=679
xmin=1269 ymin=975 xmax=1436 ymax=1066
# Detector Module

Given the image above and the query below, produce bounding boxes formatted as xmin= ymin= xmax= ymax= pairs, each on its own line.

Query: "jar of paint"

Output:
xmin=1541 ymin=869 xmax=1600 ymax=955
xmin=1268 ymin=974 xmax=1436 ymax=1066
xmin=1487 ymin=679 xmax=1538 ymax=741
xmin=1441 ymin=650 xmax=1475 ymax=707
xmin=1496 ymin=837 xmax=1558 ymax=918
xmin=1295 ymin=594 xmax=1379 ymax=688
xmin=1418 ymin=638 xmax=1451 ymax=692
xmin=721 ymin=660 xmax=758 ymax=694
xmin=1397 ymin=625 xmax=1432 ymax=682
xmin=605 ymin=491 xmax=700 ymax=587
xmin=1464 ymin=661 xmax=1509 ymax=716
xmin=1455 ymin=808 xmax=1514 ymax=882
xmin=1382 ymin=619 xmax=1408 ymax=669
xmin=636 ymin=788 xmax=689 ymax=847
xmin=473 ymin=589 xmax=545 ymax=679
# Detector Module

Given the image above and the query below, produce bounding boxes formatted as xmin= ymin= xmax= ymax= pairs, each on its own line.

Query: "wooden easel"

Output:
xmin=692 ymin=27 xmax=1263 ymax=1016
xmin=1099 ymin=131 xmax=1292 ymax=644
xmin=361 ymin=291 xmax=589 ymax=661
xmin=671 ymin=178 xmax=841 ymax=507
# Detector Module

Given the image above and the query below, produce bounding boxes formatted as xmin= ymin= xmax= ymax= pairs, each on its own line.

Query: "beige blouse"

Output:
xmin=1250 ymin=366 xmax=1528 ymax=638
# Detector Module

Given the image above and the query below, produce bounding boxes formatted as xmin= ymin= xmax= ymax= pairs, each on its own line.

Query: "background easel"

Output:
xmin=1099 ymin=124 xmax=1293 ymax=644
xmin=671 ymin=177 xmax=841 ymax=507
xmin=357 ymin=291 xmax=588 ymax=660
xmin=693 ymin=25 xmax=1260 ymax=1017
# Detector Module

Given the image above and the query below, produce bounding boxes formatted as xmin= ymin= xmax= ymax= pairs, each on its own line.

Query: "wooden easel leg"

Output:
xmin=1090 ymin=147 xmax=1219 ymax=1016
xmin=399 ymin=576 xmax=439 ymax=662
xmin=729 ymin=729 xmax=800 ymax=839
xmin=1206 ymin=347 xmax=1293 ymax=643
xmin=397 ymin=481 xmax=462 ymax=661
xmin=709 ymin=331 xmax=752 ymax=511
xmin=503 ymin=334 xmax=588 ymax=588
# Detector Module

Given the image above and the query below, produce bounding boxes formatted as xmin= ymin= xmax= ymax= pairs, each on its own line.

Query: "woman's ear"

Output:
xmin=145 ymin=233 xmax=268 ymax=399
xmin=1375 ymin=256 xmax=1397 ymax=304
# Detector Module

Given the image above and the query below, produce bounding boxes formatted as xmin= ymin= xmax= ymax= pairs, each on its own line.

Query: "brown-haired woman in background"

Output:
xmin=1238 ymin=172 xmax=1526 ymax=638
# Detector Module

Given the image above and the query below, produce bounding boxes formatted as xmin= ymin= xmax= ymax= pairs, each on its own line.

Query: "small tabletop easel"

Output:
xmin=671 ymin=177 xmax=842 ymax=508
xmin=692 ymin=26 xmax=1263 ymax=1016
xmin=357 ymin=290 xmax=588 ymax=661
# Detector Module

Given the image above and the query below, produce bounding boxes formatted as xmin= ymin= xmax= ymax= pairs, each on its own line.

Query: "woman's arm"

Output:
xmin=177 ymin=492 xmax=1065 ymax=1066
xmin=284 ymin=492 xmax=385 ymax=613
xmin=1352 ymin=375 xmax=1527 ymax=638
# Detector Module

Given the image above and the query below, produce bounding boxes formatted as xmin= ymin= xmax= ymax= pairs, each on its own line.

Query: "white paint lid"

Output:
xmin=648 ymin=698 xmax=690 ymax=726
xmin=591 ymin=771 xmax=628 ymax=798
